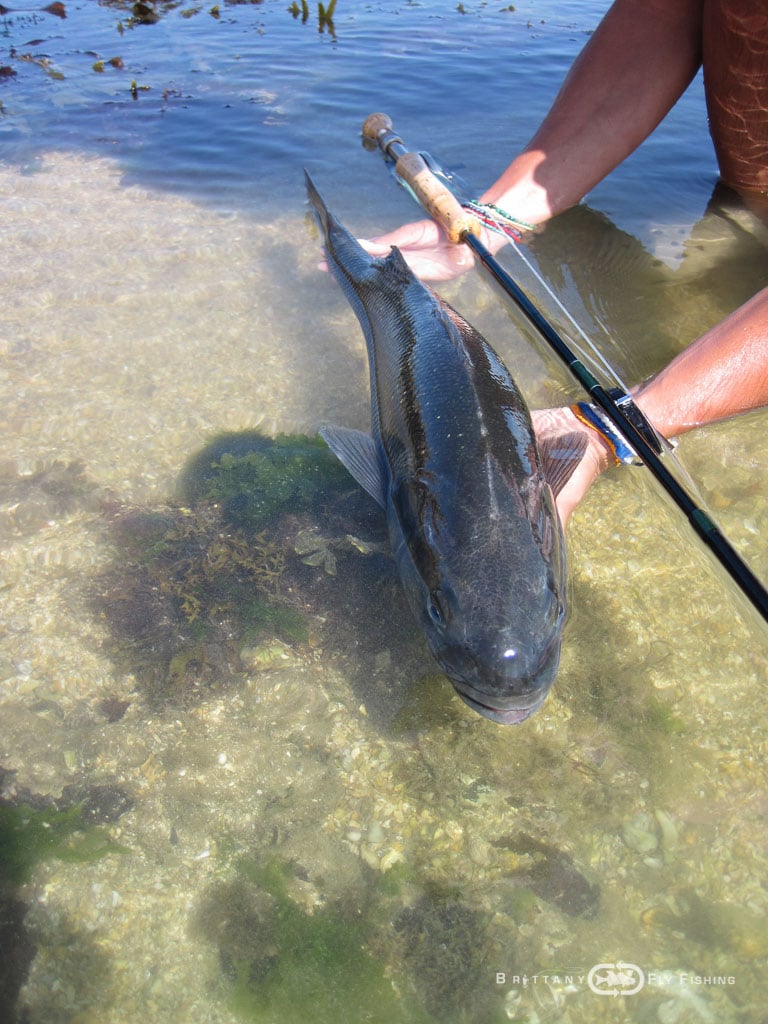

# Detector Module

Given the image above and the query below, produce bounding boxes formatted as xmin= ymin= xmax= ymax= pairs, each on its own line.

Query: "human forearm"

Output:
xmin=360 ymin=0 xmax=705 ymax=281
xmin=533 ymin=288 xmax=768 ymax=526
xmin=634 ymin=287 xmax=768 ymax=437
xmin=483 ymin=0 xmax=704 ymax=223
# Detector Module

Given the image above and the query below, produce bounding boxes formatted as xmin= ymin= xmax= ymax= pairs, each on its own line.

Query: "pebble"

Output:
xmin=622 ymin=812 xmax=659 ymax=854
xmin=366 ymin=821 xmax=385 ymax=844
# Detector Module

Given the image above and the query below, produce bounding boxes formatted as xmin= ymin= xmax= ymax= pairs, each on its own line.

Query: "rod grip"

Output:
xmin=362 ymin=113 xmax=479 ymax=243
xmin=394 ymin=152 xmax=479 ymax=243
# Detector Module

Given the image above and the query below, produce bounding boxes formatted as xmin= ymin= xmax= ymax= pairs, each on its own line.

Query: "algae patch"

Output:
xmin=198 ymin=855 xmax=507 ymax=1024
xmin=180 ymin=430 xmax=351 ymax=532
xmin=199 ymin=856 xmax=432 ymax=1024
xmin=0 ymin=799 xmax=130 ymax=887
xmin=394 ymin=892 xmax=496 ymax=1021
xmin=93 ymin=430 xmax=387 ymax=705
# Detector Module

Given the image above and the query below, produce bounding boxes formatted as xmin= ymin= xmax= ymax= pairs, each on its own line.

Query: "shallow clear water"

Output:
xmin=1 ymin=2 xmax=768 ymax=1023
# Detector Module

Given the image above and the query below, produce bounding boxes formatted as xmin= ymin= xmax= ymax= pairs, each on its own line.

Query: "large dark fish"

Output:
xmin=306 ymin=172 xmax=585 ymax=723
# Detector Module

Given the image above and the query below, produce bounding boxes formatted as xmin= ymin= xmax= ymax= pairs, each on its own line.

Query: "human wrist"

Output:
xmin=480 ymin=152 xmax=556 ymax=228
xmin=479 ymin=187 xmax=552 ymax=233
xmin=632 ymin=381 xmax=685 ymax=441
xmin=462 ymin=200 xmax=535 ymax=251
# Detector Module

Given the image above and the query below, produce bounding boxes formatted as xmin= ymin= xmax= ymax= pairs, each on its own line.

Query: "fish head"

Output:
xmin=425 ymin=567 xmax=565 ymax=724
xmin=434 ymin=629 xmax=562 ymax=725
xmin=394 ymin=488 xmax=567 ymax=725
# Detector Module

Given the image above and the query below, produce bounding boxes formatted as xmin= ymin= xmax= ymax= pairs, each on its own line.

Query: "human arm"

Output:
xmin=364 ymin=0 xmax=705 ymax=279
xmin=484 ymin=0 xmax=704 ymax=222
xmin=537 ymin=287 xmax=768 ymax=525
xmin=632 ymin=286 xmax=768 ymax=437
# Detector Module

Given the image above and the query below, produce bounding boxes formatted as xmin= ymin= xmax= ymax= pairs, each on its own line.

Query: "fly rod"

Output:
xmin=361 ymin=112 xmax=768 ymax=626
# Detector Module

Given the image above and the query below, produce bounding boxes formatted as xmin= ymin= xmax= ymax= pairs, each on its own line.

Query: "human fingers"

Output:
xmin=531 ymin=406 xmax=612 ymax=526
xmin=361 ymin=237 xmax=474 ymax=281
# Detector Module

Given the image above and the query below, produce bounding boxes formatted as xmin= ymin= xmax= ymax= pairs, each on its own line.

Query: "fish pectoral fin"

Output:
xmin=319 ymin=424 xmax=387 ymax=508
xmin=539 ymin=430 xmax=589 ymax=498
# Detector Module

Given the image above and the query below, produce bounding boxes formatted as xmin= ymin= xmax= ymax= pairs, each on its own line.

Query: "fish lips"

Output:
xmin=452 ymin=686 xmax=548 ymax=725
xmin=435 ymin=636 xmax=561 ymax=725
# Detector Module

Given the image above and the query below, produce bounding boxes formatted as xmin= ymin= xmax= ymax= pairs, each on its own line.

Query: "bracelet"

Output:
xmin=605 ymin=387 xmax=665 ymax=456
xmin=461 ymin=200 xmax=534 ymax=242
xmin=570 ymin=389 xmax=666 ymax=466
xmin=571 ymin=401 xmax=638 ymax=466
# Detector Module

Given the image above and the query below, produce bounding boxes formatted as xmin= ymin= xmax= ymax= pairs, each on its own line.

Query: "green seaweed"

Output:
xmin=218 ymin=858 xmax=432 ymax=1024
xmin=317 ymin=0 xmax=336 ymax=34
xmin=181 ymin=431 xmax=352 ymax=532
xmin=640 ymin=695 xmax=686 ymax=736
xmin=238 ymin=599 xmax=309 ymax=644
xmin=95 ymin=429 xmax=388 ymax=704
xmin=394 ymin=890 xmax=499 ymax=1022
xmin=0 ymin=802 xmax=130 ymax=886
xmin=197 ymin=851 xmax=511 ymax=1024
xmin=141 ymin=510 xmax=289 ymax=625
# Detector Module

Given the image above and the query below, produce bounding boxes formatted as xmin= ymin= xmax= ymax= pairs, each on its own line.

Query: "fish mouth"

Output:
xmin=452 ymin=685 xmax=548 ymax=725
xmin=435 ymin=636 xmax=559 ymax=724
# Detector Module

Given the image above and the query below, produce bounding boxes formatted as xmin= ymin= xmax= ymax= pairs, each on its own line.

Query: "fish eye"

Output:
xmin=427 ymin=590 xmax=447 ymax=629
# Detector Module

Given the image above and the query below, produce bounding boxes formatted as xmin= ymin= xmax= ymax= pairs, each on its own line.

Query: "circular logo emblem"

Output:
xmin=587 ymin=962 xmax=645 ymax=997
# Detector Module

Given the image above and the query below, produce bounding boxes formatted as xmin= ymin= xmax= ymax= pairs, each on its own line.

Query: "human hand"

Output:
xmin=359 ymin=218 xmax=481 ymax=282
xmin=532 ymin=405 xmax=613 ymax=527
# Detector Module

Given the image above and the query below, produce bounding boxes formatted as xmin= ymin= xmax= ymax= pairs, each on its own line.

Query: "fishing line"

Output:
xmin=398 ymin=149 xmax=635 ymax=393
xmin=493 ymin=235 xmax=722 ymax=506
xmin=454 ymin=183 xmax=723 ymax=507
xmin=361 ymin=112 xmax=768 ymax=627
xmin=503 ymin=237 xmax=630 ymax=389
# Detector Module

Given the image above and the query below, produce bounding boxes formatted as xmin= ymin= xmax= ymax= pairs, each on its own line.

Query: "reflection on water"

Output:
xmin=1 ymin=2 xmax=768 ymax=1023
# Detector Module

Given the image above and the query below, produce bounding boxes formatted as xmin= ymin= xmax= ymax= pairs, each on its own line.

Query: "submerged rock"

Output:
xmin=492 ymin=832 xmax=600 ymax=918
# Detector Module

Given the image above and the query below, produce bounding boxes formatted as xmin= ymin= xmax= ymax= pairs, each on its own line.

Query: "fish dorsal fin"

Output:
xmin=319 ymin=425 xmax=387 ymax=508
xmin=539 ymin=431 xmax=589 ymax=498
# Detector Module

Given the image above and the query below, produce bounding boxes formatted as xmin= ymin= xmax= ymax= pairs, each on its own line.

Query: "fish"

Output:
xmin=306 ymin=172 xmax=585 ymax=724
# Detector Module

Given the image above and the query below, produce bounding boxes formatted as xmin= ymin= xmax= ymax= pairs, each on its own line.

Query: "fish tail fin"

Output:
xmin=305 ymin=169 xmax=406 ymax=290
xmin=304 ymin=169 xmax=337 ymax=243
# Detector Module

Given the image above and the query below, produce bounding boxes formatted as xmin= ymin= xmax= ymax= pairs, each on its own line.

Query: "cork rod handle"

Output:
xmin=362 ymin=113 xmax=479 ymax=244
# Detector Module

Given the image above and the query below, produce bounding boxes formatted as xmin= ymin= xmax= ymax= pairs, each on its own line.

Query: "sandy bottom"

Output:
xmin=1 ymin=153 xmax=767 ymax=1024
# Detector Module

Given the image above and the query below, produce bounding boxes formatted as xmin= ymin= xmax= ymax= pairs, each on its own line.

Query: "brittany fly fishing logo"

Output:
xmin=587 ymin=962 xmax=645 ymax=996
